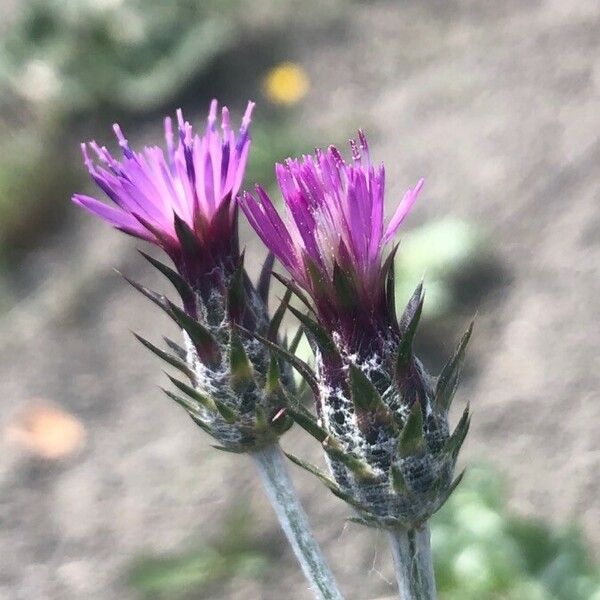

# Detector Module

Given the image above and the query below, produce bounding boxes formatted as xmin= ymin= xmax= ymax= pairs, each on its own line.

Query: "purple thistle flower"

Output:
xmin=242 ymin=132 xmax=471 ymax=531
xmin=240 ymin=131 xmax=423 ymax=347
xmin=72 ymin=101 xmax=299 ymax=452
xmin=73 ymin=100 xmax=254 ymax=286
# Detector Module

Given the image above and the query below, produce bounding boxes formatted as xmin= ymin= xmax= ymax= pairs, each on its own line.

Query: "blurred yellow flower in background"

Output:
xmin=262 ymin=62 xmax=309 ymax=105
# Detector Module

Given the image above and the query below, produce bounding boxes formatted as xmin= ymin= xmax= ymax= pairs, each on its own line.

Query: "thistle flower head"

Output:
xmin=73 ymin=101 xmax=296 ymax=453
xmin=240 ymin=132 xmax=423 ymax=347
xmin=73 ymin=100 xmax=254 ymax=285
xmin=242 ymin=132 xmax=471 ymax=529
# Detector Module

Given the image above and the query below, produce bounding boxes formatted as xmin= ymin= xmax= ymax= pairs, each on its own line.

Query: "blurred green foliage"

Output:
xmin=0 ymin=124 xmax=80 ymax=254
xmin=0 ymin=0 xmax=246 ymax=114
xmin=395 ymin=218 xmax=488 ymax=318
xmin=129 ymin=505 xmax=269 ymax=599
xmin=433 ymin=466 xmax=600 ymax=600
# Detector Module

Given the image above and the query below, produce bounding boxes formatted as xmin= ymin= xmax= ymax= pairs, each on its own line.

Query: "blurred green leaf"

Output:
xmin=0 ymin=125 xmax=79 ymax=254
xmin=128 ymin=505 xmax=269 ymax=599
xmin=0 ymin=0 xmax=247 ymax=114
xmin=432 ymin=466 xmax=600 ymax=600
xmin=395 ymin=218 xmax=486 ymax=318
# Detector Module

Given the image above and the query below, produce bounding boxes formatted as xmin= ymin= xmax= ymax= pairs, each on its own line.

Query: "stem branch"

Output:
xmin=252 ymin=443 xmax=344 ymax=600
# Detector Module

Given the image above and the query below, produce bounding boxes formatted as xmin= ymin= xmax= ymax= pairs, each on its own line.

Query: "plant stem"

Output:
xmin=387 ymin=525 xmax=436 ymax=600
xmin=252 ymin=443 xmax=344 ymax=600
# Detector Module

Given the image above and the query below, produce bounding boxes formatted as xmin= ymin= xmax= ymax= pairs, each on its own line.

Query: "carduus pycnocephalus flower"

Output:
xmin=73 ymin=100 xmax=295 ymax=452
xmin=240 ymin=131 xmax=473 ymax=528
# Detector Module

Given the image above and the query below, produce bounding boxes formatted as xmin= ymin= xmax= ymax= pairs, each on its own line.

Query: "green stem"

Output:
xmin=387 ymin=525 xmax=436 ymax=599
xmin=252 ymin=443 xmax=344 ymax=600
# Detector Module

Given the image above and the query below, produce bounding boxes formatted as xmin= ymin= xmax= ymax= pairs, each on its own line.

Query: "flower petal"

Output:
xmin=72 ymin=194 xmax=153 ymax=240
xmin=384 ymin=178 xmax=424 ymax=243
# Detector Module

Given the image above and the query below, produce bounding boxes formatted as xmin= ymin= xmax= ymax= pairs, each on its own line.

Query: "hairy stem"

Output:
xmin=252 ymin=443 xmax=344 ymax=600
xmin=387 ymin=525 xmax=436 ymax=600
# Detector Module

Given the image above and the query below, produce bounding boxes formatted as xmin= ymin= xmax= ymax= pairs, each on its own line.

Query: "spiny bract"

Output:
xmin=128 ymin=248 xmax=296 ymax=453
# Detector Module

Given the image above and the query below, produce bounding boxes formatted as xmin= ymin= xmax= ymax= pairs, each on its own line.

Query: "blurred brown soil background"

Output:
xmin=0 ymin=0 xmax=598 ymax=598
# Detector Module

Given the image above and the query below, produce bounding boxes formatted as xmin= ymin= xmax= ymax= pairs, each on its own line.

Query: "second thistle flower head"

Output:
xmin=73 ymin=101 xmax=295 ymax=452
xmin=241 ymin=133 xmax=471 ymax=528
xmin=241 ymin=131 xmax=423 ymax=349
